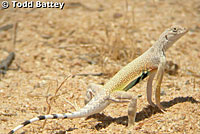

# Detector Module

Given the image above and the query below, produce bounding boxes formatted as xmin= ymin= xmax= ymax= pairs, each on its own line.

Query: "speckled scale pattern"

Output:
xmin=104 ymin=49 xmax=157 ymax=93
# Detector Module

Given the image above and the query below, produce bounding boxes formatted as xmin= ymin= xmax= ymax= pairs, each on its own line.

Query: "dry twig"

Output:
xmin=42 ymin=75 xmax=71 ymax=129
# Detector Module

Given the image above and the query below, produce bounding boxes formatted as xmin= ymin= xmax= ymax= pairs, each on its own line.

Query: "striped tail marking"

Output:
xmin=8 ymin=114 xmax=68 ymax=134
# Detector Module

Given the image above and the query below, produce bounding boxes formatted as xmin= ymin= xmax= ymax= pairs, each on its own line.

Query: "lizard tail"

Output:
xmin=8 ymin=110 xmax=91 ymax=134
xmin=8 ymin=107 xmax=94 ymax=134
xmin=8 ymin=96 xmax=110 ymax=134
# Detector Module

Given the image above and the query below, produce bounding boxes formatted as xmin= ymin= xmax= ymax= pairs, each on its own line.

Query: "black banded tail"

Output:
xmin=8 ymin=96 xmax=105 ymax=134
xmin=8 ymin=114 xmax=68 ymax=134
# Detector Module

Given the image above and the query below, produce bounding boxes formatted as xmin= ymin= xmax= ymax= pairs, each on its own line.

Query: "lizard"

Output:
xmin=8 ymin=25 xmax=188 ymax=134
xmin=0 ymin=52 xmax=15 ymax=75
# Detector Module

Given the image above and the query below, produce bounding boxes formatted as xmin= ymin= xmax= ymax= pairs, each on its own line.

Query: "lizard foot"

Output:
xmin=157 ymin=104 xmax=166 ymax=113
xmin=127 ymin=125 xmax=134 ymax=134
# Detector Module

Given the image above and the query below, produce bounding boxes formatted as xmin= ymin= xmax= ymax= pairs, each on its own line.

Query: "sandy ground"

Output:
xmin=0 ymin=0 xmax=200 ymax=133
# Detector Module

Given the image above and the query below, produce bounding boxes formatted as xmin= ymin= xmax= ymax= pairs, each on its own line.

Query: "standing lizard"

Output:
xmin=8 ymin=25 xmax=187 ymax=134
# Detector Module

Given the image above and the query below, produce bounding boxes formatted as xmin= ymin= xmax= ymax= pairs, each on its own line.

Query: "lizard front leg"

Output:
xmin=84 ymin=83 xmax=103 ymax=105
xmin=109 ymin=91 xmax=137 ymax=130
xmin=147 ymin=70 xmax=157 ymax=107
xmin=155 ymin=56 xmax=166 ymax=111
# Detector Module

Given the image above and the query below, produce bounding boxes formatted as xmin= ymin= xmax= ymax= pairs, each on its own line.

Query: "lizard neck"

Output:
xmin=152 ymin=36 xmax=174 ymax=53
xmin=151 ymin=40 xmax=165 ymax=55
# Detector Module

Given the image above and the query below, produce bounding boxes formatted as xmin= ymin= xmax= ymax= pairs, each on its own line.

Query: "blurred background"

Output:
xmin=0 ymin=0 xmax=199 ymax=133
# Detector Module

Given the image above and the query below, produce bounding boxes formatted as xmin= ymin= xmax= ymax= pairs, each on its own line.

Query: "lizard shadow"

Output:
xmin=85 ymin=96 xmax=199 ymax=130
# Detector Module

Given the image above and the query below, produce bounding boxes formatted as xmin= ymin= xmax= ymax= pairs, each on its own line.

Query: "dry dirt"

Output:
xmin=0 ymin=0 xmax=200 ymax=134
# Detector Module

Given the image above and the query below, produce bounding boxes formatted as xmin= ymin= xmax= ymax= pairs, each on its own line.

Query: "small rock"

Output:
xmin=185 ymin=80 xmax=190 ymax=85
xmin=156 ymin=120 xmax=164 ymax=123
xmin=160 ymin=90 xmax=166 ymax=96
xmin=0 ymin=117 xmax=8 ymax=122
xmin=165 ymin=61 xmax=179 ymax=75
xmin=40 ymin=34 xmax=52 ymax=39
xmin=138 ymin=94 xmax=142 ymax=97
xmin=113 ymin=13 xmax=123 ymax=19
xmin=179 ymin=114 xmax=186 ymax=120
xmin=175 ymin=87 xmax=181 ymax=91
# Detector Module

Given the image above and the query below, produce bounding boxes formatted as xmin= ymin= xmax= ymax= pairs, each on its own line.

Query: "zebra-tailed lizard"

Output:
xmin=9 ymin=25 xmax=188 ymax=134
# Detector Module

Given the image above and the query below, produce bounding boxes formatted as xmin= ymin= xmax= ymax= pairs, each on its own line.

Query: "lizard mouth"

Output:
xmin=182 ymin=28 xmax=188 ymax=34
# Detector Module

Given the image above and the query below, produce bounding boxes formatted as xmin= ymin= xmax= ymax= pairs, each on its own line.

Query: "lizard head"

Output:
xmin=159 ymin=25 xmax=188 ymax=51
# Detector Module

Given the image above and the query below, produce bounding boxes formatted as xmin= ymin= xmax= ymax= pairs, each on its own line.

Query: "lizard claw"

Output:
xmin=157 ymin=104 xmax=166 ymax=113
xmin=127 ymin=125 xmax=134 ymax=134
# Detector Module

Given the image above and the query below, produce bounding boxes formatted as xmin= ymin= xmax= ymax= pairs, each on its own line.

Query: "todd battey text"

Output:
xmin=11 ymin=1 xmax=65 ymax=10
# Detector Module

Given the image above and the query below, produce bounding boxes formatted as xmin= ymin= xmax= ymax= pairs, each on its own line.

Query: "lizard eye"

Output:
xmin=172 ymin=27 xmax=177 ymax=32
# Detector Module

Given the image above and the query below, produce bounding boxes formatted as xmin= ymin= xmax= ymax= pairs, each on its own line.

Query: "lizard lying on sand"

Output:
xmin=9 ymin=25 xmax=188 ymax=134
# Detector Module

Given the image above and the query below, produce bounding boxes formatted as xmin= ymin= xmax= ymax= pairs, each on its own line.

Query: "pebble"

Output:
xmin=185 ymin=80 xmax=190 ymax=85
xmin=160 ymin=90 xmax=166 ymax=96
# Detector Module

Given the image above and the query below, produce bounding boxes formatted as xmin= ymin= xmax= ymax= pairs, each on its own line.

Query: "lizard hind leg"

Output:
xmin=109 ymin=91 xmax=137 ymax=130
xmin=84 ymin=83 xmax=103 ymax=105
